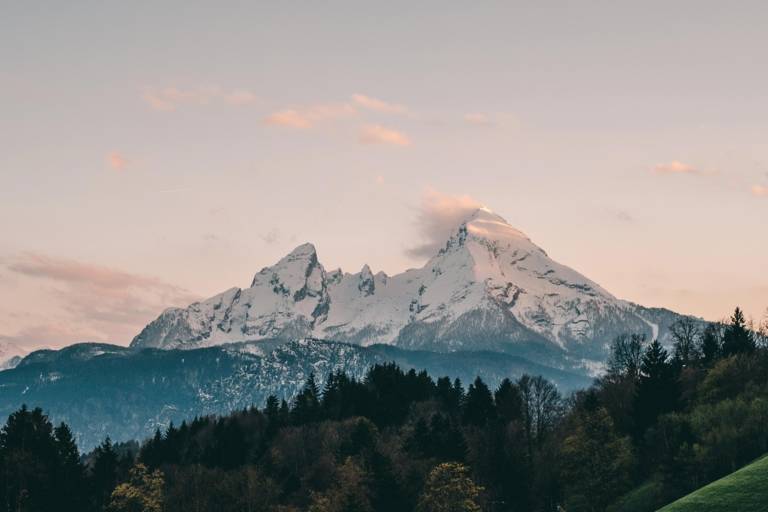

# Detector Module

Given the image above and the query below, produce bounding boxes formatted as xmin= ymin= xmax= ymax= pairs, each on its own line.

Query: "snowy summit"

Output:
xmin=131 ymin=207 xmax=684 ymax=369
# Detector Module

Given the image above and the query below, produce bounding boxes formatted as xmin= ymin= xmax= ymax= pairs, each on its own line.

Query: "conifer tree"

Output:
xmin=722 ymin=307 xmax=755 ymax=356
xmin=494 ymin=378 xmax=523 ymax=423
xmin=634 ymin=340 xmax=678 ymax=439
xmin=93 ymin=437 xmax=120 ymax=510
xmin=462 ymin=377 xmax=496 ymax=426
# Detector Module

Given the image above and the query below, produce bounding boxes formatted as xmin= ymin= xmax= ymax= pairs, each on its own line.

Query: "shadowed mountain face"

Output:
xmin=132 ymin=208 xmax=690 ymax=372
xmin=0 ymin=339 xmax=590 ymax=450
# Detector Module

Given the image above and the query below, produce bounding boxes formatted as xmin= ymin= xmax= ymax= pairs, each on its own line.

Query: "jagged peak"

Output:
xmin=461 ymin=207 xmax=530 ymax=242
xmin=283 ymin=242 xmax=317 ymax=260
xmin=437 ymin=207 xmax=535 ymax=259
xmin=251 ymin=243 xmax=322 ymax=288
xmin=358 ymin=264 xmax=375 ymax=296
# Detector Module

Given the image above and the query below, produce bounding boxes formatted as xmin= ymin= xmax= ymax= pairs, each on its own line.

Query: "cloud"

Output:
xmin=260 ymin=228 xmax=281 ymax=245
xmin=264 ymin=109 xmax=313 ymax=129
xmin=406 ymin=190 xmax=484 ymax=259
xmin=4 ymin=253 xmax=200 ymax=346
xmin=142 ymin=86 xmax=258 ymax=111
xmin=0 ymin=323 xmax=91 ymax=352
xmin=652 ymin=161 xmax=702 ymax=175
xmin=610 ymin=209 xmax=635 ymax=223
xmin=751 ymin=185 xmax=768 ymax=197
xmin=359 ymin=124 xmax=411 ymax=146
xmin=264 ymin=103 xmax=356 ymax=129
xmin=464 ymin=113 xmax=493 ymax=126
xmin=107 ymin=151 xmax=128 ymax=171
xmin=224 ymin=90 xmax=258 ymax=105
xmin=351 ymin=94 xmax=408 ymax=115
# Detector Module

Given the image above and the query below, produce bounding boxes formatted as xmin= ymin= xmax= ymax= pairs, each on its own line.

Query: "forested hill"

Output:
xmin=0 ymin=308 xmax=765 ymax=512
xmin=0 ymin=338 xmax=589 ymax=450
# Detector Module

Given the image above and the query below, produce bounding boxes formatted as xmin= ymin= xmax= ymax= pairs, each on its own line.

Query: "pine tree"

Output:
xmin=292 ymin=373 xmax=321 ymax=424
xmin=53 ymin=422 xmax=86 ymax=510
xmin=634 ymin=340 xmax=678 ymax=439
xmin=722 ymin=307 xmax=755 ymax=356
xmin=92 ymin=437 xmax=120 ymax=510
xmin=0 ymin=406 xmax=67 ymax=512
xmin=494 ymin=378 xmax=523 ymax=423
xmin=462 ymin=377 xmax=496 ymax=426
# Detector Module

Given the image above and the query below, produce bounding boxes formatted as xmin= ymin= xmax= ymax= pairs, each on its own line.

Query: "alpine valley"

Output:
xmin=0 ymin=207 xmax=692 ymax=448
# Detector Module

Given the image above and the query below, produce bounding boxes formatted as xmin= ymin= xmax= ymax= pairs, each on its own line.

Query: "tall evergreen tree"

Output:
xmin=462 ymin=377 xmax=495 ymax=426
xmin=494 ymin=378 xmax=523 ymax=423
xmin=0 ymin=406 xmax=86 ymax=512
xmin=292 ymin=373 xmax=321 ymax=424
xmin=634 ymin=340 xmax=678 ymax=439
xmin=53 ymin=422 xmax=87 ymax=510
xmin=92 ymin=437 xmax=120 ymax=510
xmin=722 ymin=307 xmax=755 ymax=356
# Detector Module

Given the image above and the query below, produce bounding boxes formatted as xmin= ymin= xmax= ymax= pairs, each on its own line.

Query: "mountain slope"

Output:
xmin=131 ymin=208 xmax=688 ymax=370
xmin=0 ymin=339 xmax=589 ymax=450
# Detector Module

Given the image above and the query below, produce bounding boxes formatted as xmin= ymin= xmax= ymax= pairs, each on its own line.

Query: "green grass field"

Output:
xmin=658 ymin=455 xmax=768 ymax=511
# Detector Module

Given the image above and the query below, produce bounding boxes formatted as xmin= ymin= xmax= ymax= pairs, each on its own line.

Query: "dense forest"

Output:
xmin=1 ymin=307 xmax=766 ymax=512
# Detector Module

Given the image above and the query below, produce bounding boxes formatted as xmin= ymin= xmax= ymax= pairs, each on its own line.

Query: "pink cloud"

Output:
xmin=359 ymin=124 xmax=411 ymax=146
xmin=652 ymin=161 xmax=701 ymax=175
xmin=5 ymin=253 xmax=201 ymax=345
xmin=464 ymin=113 xmax=493 ymax=126
xmin=752 ymin=185 xmax=768 ymax=197
xmin=264 ymin=103 xmax=356 ymax=129
xmin=224 ymin=90 xmax=258 ymax=105
xmin=351 ymin=94 xmax=408 ymax=115
xmin=142 ymin=86 xmax=258 ymax=111
xmin=264 ymin=109 xmax=313 ymax=129
xmin=406 ymin=189 xmax=485 ymax=258
xmin=107 ymin=151 xmax=128 ymax=171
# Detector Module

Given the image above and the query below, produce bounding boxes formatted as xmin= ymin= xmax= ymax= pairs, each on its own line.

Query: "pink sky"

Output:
xmin=1 ymin=2 xmax=766 ymax=350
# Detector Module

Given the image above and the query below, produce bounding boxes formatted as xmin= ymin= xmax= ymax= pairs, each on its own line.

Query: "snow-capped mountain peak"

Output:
xmin=131 ymin=209 xmax=686 ymax=369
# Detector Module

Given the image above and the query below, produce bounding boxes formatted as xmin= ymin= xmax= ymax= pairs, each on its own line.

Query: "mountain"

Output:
xmin=131 ymin=208 xmax=689 ymax=372
xmin=0 ymin=339 xmax=589 ymax=450
xmin=0 ymin=339 xmax=29 ymax=370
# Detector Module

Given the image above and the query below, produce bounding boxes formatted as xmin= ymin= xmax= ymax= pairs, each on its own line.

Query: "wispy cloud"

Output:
xmin=0 ymin=323 xmax=90 ymax=352
xmin=752 ymin=185 xmax=768 ymax=197
xmin=107 ymin=151 xmax=129 ymax=171
xmin=264 ymin=109 xmax=313 ymax=129
xmin=142 ymin=86 xmax=258 ymax=112
xmin=652 ymin=161 xmax=703 ymax=176
xmin=260 ymin=228 xmax=281 ymax=245
xmin=351 ymin=94 xmax=408 ymax=115
xmin=4 ymin=253 xmax=200 ymax=345
xmin=406 ymin=189 xmax=484 ymax=258
xmin=359 ymin=124 xmax=411 ymax=146
xmin=611 ymin=209 xmax=635 ymax=223
xmin=463 ymin=113 xmax=493 ymax=126
xmin=264 ymin=103 xmax=356 ymax=129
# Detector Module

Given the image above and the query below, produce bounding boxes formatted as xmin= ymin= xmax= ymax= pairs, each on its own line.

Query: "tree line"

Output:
xmin=0 ymin=306 xmax=766 ymax=512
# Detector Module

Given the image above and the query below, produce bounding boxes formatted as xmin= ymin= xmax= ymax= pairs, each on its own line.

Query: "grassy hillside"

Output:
xmin=658 ymin=455 xmax=768 ymax=511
